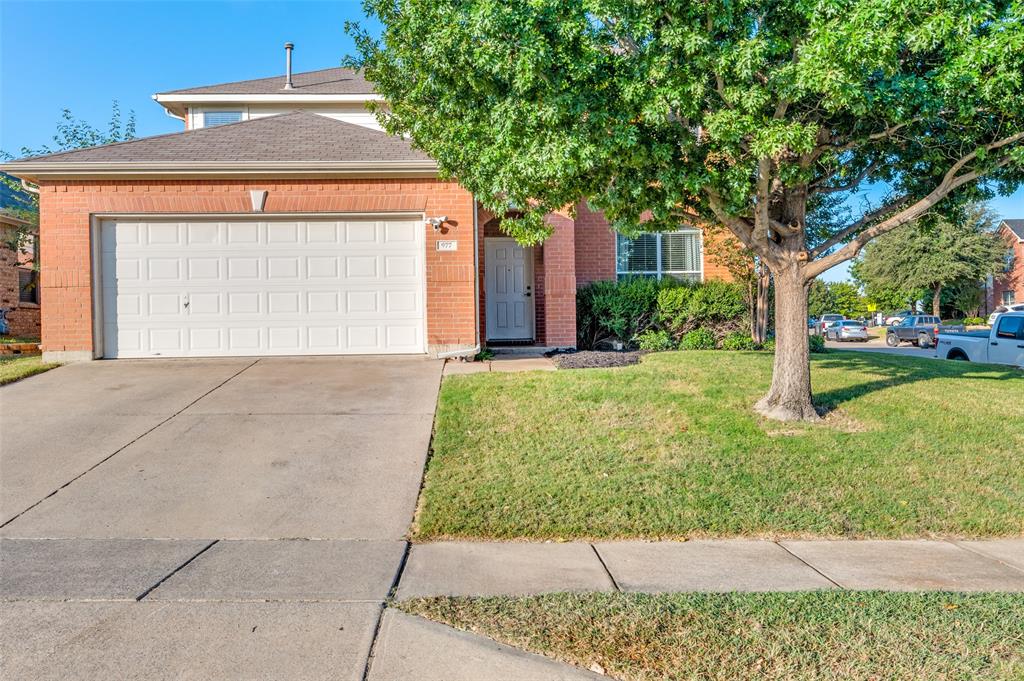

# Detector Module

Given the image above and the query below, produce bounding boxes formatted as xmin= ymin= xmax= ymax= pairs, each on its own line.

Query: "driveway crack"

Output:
xmin=136 ymin=539 xmax=219 ymax=601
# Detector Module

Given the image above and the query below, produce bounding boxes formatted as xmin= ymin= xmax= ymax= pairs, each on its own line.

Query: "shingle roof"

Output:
xmin=159 ymin=67 xmax=374 ymax=96
xmin=1003 ymin=219 xmax=1024 ymax=240
xmin=8 ymin=112 xmax=431 ymax=165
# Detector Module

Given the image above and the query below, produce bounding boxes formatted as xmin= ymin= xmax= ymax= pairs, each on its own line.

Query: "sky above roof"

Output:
xmin=1 ymin=0 xmax=1020 ymax=282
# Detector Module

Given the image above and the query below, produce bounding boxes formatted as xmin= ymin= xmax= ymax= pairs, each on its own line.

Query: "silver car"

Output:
xmin=826 ymin=320 xmax=868 ymax=342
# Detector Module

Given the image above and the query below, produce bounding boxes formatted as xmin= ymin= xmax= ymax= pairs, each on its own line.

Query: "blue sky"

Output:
xmin=1 ymin=0 xmax=1020 ymax=282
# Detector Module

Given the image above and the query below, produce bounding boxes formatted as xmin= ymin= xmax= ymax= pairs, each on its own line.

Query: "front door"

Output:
xmin=485 ymin=238 xmax=534 ymax=341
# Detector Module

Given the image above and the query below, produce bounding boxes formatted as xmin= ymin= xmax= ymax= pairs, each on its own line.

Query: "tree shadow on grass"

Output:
xmin=810 ymin=352 xmax=1022 ymax=413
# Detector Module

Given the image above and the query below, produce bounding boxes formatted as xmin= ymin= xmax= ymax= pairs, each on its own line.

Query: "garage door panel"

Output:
xmin=101 ymin=218 xmax=425 ymax=358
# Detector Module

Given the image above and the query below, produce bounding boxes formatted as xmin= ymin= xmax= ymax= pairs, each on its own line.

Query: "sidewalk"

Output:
xmin=394 ymin=538 xmax=1024 ymax=597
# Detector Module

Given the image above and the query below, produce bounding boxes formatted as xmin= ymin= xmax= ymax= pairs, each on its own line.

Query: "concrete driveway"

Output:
xmin=0 ymin=356 xmax=442 ymax=680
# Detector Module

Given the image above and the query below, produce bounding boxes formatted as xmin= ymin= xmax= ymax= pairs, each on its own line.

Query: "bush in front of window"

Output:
xmin=576 ymin=277 xmax=677 ymax=350
xmin=633 ymin=329 xmax=675 ymax=352
xmin=680 ymin=328 xmax=717 ymax=350
xmin=721 ymin=331 xmax=758 ymax=351
xmin=657 ymin=280 xmax=748 ymax=341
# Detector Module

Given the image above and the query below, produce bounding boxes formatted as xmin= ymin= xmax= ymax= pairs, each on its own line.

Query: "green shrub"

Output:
xmin=657 ymin=279 xmax=748 ymax=341
xmin=809 ymin=334 xmax=827 ymax=353
xmin=760 ymin=337 xmax=776 ymax=352
xmin=680 ymin=328 xmax=716 ymax=350
xmin=633 ymin=329 xmax=675 ymax=352
xmin=721 ymin=331 xmax=758 ymax=351
xmin=963 ymin=316 xmax=985 ymax=326
xmin=576 ymin=278 xmax=679 ymax=349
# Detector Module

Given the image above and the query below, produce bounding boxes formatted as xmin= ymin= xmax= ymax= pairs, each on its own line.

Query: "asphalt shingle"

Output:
xmin=1003 ymin=219 xmax=1024 ymax=240
xmin=159 ymin=67 xmax=374 ymax=96
xmin=8 ymin=112 xmax=431 ymax=165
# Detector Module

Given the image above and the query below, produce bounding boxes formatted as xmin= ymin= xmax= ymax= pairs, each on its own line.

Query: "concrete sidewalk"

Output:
xmin=395 ymin=538 xmax=1024 ymax=597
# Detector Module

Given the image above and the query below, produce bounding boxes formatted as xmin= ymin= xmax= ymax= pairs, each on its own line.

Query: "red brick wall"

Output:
xmin=36 ymin=178 xmax=476 ymax=357
xmin=542 ymin=212 xmax=577 ymax=345
xmin=574 ymin=202 xmax=617 ymax=285
xmin=989 ymin=227 xmax=1023 ymax=309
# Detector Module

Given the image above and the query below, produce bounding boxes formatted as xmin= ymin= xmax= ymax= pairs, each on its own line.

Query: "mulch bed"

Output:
xmin=548 ymin=350 xmax=646 ymax=370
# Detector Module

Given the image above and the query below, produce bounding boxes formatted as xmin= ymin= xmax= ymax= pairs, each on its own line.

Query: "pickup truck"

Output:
xmin=937 ymin=311 xmax=1024 ymax=367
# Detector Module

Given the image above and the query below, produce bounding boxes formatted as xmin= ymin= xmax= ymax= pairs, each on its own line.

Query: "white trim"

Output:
xmin=155 ymin=93 xmax=382 ymax=104
xmin=1 ymin=160 xmax=439 ymax=181
xmin=89 ymin=211 xmax=429 ymax=359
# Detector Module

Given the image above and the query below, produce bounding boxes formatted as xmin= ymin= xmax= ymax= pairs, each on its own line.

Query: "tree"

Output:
xmin=700 ymin=225 xmax=772 ymax=342
xmin=808 ymin=280 xmax=866 ymax=319
xmin=1 ymin=102 xmax=136 ymax=256
xmin=350 ymin=1 xmax=1024 ymax=420
xmin=854 ymin=205 xmax=1007 ymax=317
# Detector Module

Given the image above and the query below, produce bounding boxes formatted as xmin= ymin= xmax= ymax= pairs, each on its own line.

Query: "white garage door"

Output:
xmin=100 ymin=217 xmax=425 ymax=358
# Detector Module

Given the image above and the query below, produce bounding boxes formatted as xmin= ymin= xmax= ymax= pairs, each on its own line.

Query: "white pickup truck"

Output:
xmin=936 ymin=311 xmax=1024 ymax=367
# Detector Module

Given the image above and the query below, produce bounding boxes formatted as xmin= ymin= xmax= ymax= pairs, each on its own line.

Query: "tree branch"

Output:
xmin=810 ymin=160 xmax=878 ymax=195
xmin=804 ymin=131 xmax=1024 ymax=279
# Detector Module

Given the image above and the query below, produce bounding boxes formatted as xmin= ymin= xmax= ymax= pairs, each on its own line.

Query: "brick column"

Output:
xmin=542 ymin=212 xmax=577 ymax=347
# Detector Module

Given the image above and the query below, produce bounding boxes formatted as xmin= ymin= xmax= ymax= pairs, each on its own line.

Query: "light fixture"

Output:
xmin=426 ymin=216 xmax=448 ymax=231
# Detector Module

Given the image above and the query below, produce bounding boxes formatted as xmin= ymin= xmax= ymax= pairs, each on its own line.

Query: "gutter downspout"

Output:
xmin=20 ymin=178 xmax=40 ymax=195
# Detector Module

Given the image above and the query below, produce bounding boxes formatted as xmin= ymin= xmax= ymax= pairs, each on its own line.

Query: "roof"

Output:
xmin=0 ymin=112 xmax=436 ymax=179
xmin=159 ymin=67 xmax=374 ymax=96
xmin=1002 ymin=219 xmax=1024 ymax=240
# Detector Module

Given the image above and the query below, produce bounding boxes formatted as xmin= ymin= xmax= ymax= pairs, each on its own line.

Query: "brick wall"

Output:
xmin=0 ymin=236 xmax=41 ymax=339
xmin=989 ymin=228 xmax=1024 ymax=309
xmin=542 ymin=212 xmax=577 ymax=345
xmin=36 ymin=178 xmax=476 ymax=357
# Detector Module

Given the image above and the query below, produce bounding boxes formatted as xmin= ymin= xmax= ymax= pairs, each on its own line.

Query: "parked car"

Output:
xmin=884 ymin=309 xmax=915 ymax=325
xmin=885 ymin=315 xmax=964 ymax=348
xmin=826 ymin=320 xmax=868 ymax=342
xmin=987 ymin=303 xmax=1024 ymax=326
xmin=938 ymin=312 xmax=1024 ymax=367
xmin=807 ymin=316 xmax=819 ymax=329
xmin=818 ymin=314 xmax=845 ymax=334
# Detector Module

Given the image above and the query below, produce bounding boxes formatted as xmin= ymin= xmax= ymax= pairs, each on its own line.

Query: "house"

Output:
xmin=0 ymin=212 xmax=41 ymax=339
xmin=0 ymin=51 xmax=731 ymax=363
xmin=988 ymin=219 xmax=1024 ymax=311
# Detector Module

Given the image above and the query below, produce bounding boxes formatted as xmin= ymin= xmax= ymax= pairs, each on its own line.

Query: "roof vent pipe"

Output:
xmin=284 ymin=42 xmax=295 ymax=90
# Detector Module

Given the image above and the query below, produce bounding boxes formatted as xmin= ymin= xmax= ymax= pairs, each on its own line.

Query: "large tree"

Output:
xmin=855 ymin=205 xmax=1008 ymax=317
xmin=350 ymin=0 xmax=1024 ymax=420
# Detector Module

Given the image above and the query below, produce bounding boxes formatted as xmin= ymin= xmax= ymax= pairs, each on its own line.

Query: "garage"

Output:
xmin=99 ymin=216 xmax=426 ymax=358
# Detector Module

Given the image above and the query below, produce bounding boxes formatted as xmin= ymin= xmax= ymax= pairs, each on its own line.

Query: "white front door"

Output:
xmin=100 ymin=217 xmax=425 ymax=358
xmin=485 ymin=238 xmax=534 ymax=341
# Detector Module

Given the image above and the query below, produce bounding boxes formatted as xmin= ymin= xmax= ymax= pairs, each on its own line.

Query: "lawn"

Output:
xmin=418 ymin=351 xmax=1024 ymax=539
xmin=401 ymin=592 xmax=1024 ymax=681
xmin=0 ymin=355 xmax=58 ymax=386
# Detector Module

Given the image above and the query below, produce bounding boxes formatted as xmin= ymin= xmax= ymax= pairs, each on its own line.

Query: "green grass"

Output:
xmin=401 ymin=592 xmax=1024 ymax=681
xmin=0 ymin=355 xmax=57 ymax=386
xmin=418 ymin=351 xmax=1024 ymax=539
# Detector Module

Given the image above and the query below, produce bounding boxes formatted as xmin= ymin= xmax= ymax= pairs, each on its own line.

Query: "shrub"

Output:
xmin=760 ymin=337 xmax=776 ymax=352
xmin=657 ymin=279 xmax=748 ymax=341
xmin=680 ymin=328 xmax=716 ymax=350
xmin=721 ymin=331 xmax=758 ymax=351
xmin=963 ymin=316 xmax=985 ymax=326
xmin=633 ymin=329 xmax=675 ymax=352
xmin=576 ymin=278 xmax=678 ymax=349
xmin=809 ymin=334 xmax=827 ymax=353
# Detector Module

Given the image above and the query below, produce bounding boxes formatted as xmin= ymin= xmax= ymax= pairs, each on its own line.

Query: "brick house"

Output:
xmin=1 ymin=63 xmax=732 ymax=363
xmin=0 ymin=212 xmax=41 ymax=339
xmin=987 ymin=220 xmax=1024 ymax=312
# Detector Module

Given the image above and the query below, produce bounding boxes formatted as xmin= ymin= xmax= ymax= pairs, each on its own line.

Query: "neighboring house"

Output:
xmin=987 ymin=219 xmax=1024 ymax=312
xmin=0 ymin=213 xmax=41 ymax=339
xmin=0 ymin=53 xmax=731 ymax=362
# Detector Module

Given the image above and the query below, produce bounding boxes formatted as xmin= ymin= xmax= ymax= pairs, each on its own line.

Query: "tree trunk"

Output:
xmin=755 ymin=267 xmax=819 ymax=422
xmin=931 ymin=285 xmax=942 ymax=317
xmin=753 ymin=265 xmax=771 ymax=344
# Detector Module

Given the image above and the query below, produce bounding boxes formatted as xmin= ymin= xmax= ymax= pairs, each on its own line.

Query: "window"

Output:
xmin=203 ymin=111 xmax=243 ymax=127
xmin=18 ymin=268 xmax=38 ymax=304
xmin=616 ymin=230 xmax=702 ymax=281
xmin=996 ymin=315 xmax=1023 ymax=340
xmin=1002 ymin=290 xmax=1016 ymax=305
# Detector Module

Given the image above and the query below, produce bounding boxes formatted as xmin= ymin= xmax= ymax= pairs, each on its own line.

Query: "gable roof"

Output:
xmin=1002 ymin=219 xmax=1024 ymax=240
xmin=0 ymin=112 xmax=436 ymax=180
xmin=158 ymin=67 xmax=375 ymax=96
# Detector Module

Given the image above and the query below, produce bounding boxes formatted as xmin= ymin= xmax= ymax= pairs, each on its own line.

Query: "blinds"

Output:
xmin=203 ymin=111 xmax=243 ymax=127
xmin=617 ymin=230 xmax=701 ymax=279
